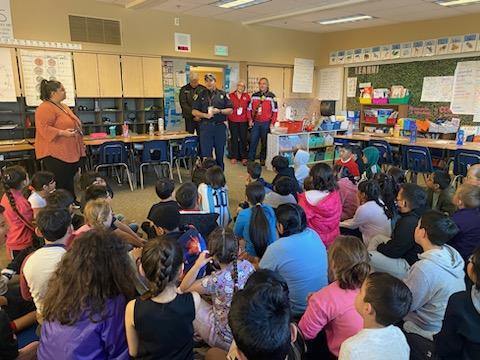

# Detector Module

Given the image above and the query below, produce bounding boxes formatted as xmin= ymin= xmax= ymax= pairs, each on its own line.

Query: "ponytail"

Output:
xmin=249 ymin=203 xmax=270 ymax=258
xmin=2 ymin=166 xmax=34 ymax=232
xmin=208 ymin=227 xmax=240 ymax=292
xmin=40 ymin=79 xmax=62 ymax=101
xmin=358 ymin=180 xmax=393 ymax=219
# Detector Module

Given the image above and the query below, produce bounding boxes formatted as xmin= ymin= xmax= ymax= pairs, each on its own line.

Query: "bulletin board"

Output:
xmin=346 ymin=56 xmax=480 ymax=124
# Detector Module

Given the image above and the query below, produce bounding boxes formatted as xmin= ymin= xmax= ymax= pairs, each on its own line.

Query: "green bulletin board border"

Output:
xmin=346 ymin=56 xmax=480 ymax=125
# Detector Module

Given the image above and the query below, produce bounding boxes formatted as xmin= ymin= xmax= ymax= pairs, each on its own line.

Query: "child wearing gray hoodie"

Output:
xmin=403 ymin=210 xmax=465 ymax=359
xmin=294 ymin=149 xmax=310 ymax=189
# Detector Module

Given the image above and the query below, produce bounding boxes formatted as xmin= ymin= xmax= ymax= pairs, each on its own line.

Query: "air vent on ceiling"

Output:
xmin=69 ymin=15 xmax=121 ymax=45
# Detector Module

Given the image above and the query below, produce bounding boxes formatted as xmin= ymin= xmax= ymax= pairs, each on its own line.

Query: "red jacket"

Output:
xmin=228 ymin=92 xmax=251 ymax=123
xmin=335 ymin=156 xmax=360 ymax=177
xmin=248 ymin=90 xmax=278 ymax=124
xmin=297 ymin=191 xmax=342 ymax=248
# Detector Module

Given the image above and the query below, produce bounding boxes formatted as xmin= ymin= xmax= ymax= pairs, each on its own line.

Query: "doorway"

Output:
xmin=188 ymin=65 xmax=225 ymax=89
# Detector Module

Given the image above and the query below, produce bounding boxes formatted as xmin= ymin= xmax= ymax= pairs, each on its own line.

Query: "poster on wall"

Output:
xmin=423 ymin=39 xmax=436 ymax=56
xmin=421 ymin=76 xmax=454 ymax=102
xmin=174 ymin=33 xmax=191 ymax=53
xmin=345 ymin=50 xmax=354 ymax=64
xmin=19 ymin=49 xmax=75 ymax=106
xmin=0 ymin=0 xmax=13 ymax=39
xmin=462 ymin=34 xmax=478 ymax=53
xmin=318 ymin=67 xmax=343 ymax=101
xmin=371 ymin=46 xmax=381 ymax=61
xmin=449 ymin=36 xmax=463 ymax=54
xmin=0 ymin=48 xmax=16 ymax=102
xmin=391 ymin=44 xmax=401 ymax=59
xmin=293 ymin=58 xmax=314 ymax=93
xmin=412 ymin=41 xmax=424 ymax=57
xmin=381 ymin=45 xmax=391 ymax=60
xmin=336 ymin=50 xmax=345 ymax=64
xmin=450 ymin=61 xmax=480 ymax=115
xmin=347 ymin=77 xmax=357 ymax=98
xmin=436 ymin=38 xmax=449 ymax=55
xmin=353 ymin=49 xmax=363 ymax=63
xmin=401 ymin=43 xmax=412 ymax=58
xmin=362 ymin=48 xmax=372 ymax=62
xmin=329 ymin=52 xmax=337 ymax=65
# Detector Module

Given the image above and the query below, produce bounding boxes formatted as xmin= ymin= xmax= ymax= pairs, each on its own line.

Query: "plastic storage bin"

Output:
xmin=389 ymin=95 xmax=410 ymax=104
xmin=280 ymin=121 xmax=304 ymax=134
xmin=372 ymin=98 xmax=389 ymax=105
xmin=359 ymin=97 xmax=372 ymax=104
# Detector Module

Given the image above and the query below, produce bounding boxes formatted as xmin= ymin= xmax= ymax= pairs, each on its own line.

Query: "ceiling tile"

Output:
xmin=151 ymin=0 xmax=202 ymax=12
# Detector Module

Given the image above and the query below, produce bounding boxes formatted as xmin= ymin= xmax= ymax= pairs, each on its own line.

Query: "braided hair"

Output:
xmin=208 ymin=227 xmax=239 ymax=292
xmin=1 ymin=166 xmax=34 ymax=232
xmin=140 ymin=235 xmax=183 ymax=300
xmin=358 ymin=180 xmax=393 ymax=219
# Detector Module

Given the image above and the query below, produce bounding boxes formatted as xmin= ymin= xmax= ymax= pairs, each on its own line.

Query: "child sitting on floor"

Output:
xmin=333 ymin=164 xmax=358 ymax=221
xmin=263 ymin=176 xmax=297 ymax=209
xmin=449 ymin=183 xmax=480 ymax=261
xmin=79 ymin=171 xmax=113 ymax=210
xmin=125 ymin=235 xmax=201 ymax=359
xmin=192 ymin=158 xmax=217 ymax=188
xmin=180 ymin=228 xmax=255 ymax=351
xmin=340 ymin=180 xmax=392 ymax=246
xmin=26 ymin=171 xmax=56 ymax=218
xmin=299 ymin=235 xmax=370 ymax=357
xmin=176 ymin=182 xmax=219 ymax=238
xmin=339 ymin=273 xmax=412 ymax=360
xmin=271 ymin=156 xmax=300 ymax=195
xmin=198 ymin=166 xmax=231 ymax=228
xmin=147 ymin=177 xmax=179 ymax=223
xmin=335 ymin=144 xmax=360 ymax=179
xmin=362 ymin=147 xmax=381 ymax=179
xmin=246 ymin=161 xmax=271 ymax=192
xmin=294 ymin=149 xmax=310 ymax=189
xmin=426 ymin=170 xmax=456 ymax=216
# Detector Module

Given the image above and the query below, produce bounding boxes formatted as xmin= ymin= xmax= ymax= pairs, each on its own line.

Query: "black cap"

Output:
xmin=149 ymin=203 xmax=181 ymax=231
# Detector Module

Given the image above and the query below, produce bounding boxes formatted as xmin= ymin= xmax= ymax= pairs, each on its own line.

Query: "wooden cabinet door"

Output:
xmin=121 ymin=56 xmax=144 ymax=98
xmin=97 ymin=54 xmax=122 ymax=97
xmin=73 ymin=53 xmax=100 ymax=97
xmin=142 ymin=57 xmax=163 ymax=98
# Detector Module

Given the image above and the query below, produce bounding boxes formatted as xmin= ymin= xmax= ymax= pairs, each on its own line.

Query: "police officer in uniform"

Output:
xmin=192 ymin=73 xmax=233 ymax=170
xmin=179 ymin=72 xmax=206 ymax=134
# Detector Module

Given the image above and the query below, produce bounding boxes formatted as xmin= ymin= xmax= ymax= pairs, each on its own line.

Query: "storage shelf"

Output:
xmin=364 ymin=123 xmax=395 ymax=127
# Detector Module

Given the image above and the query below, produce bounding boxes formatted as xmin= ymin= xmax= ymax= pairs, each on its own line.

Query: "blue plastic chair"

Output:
xmin=172 ymin=136 xmax=199 ymax=183
xmin=95 ymin=141 xmax=134 ymax=191
xmin=139 ymin=140 xmax=172 ymax=189
xmin=402 ymin=145 xmax=434 ymax=183
xmin=368 ymin=139 xmax=394 ymax=168
xmin=452 ymin=149 xmax=480 ymax=187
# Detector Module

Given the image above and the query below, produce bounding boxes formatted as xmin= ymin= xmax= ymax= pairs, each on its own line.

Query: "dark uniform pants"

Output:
xmin=200 ymin=122 xmax=226 ymax=169
xmin=228 ymin=121 xmax=248 ymax=160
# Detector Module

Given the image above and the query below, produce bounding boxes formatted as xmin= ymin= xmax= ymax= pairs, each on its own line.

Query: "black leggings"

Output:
xmin=42 ymin=156 xmax=80 ymax=198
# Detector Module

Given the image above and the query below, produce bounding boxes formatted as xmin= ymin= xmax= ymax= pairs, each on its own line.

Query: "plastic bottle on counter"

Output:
xmin=158 ymin=118 xmax=165 ymax=134
xmin=393 ymin=124 xmax=400 ymax=137
xmin=409 ymin=121 xmax=417 ymax=144
xmin=149 ymin=122 xmax=155 ymax=136
xmin=456 ymin=129 xmax=465 ymax=146
xmin=122 ymin=122 xmax=129 ymax=137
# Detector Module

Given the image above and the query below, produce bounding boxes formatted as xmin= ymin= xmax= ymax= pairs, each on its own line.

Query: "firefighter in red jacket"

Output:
xmin=228 ymin=80 xmax=251 ymax=166
xmin=248 ymin=77 xmax=278 ymax=165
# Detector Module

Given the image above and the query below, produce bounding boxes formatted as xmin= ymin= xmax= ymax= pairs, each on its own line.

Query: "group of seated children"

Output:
xmin=0 ymin=151 xmax=480 ymax=360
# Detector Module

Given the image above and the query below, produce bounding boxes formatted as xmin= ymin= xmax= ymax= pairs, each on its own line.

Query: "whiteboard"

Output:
xmin=450 ymin=61 xmax=480 ymax=115
xmin=421 ymin=76 xmax=454 ymax=102
xmin=19 ymin=49 xmax=75 ymax=106
xmin=292 ymin=58 xmax=314 ymax=93
xmin=0 ymin=48 xmax=17 ymax=102
xmin=318 ymin=67 xmax=343 ymax=101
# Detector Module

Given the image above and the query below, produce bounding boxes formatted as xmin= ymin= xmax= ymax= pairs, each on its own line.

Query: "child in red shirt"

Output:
xmin=0 ymin=166 xmax=34 ymax=260
xmin=335 ymin=144 xmax=360 ymax=178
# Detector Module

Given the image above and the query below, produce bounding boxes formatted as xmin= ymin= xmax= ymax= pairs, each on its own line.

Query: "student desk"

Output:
xmin=0 ymin=139 xmax=36 ymax=173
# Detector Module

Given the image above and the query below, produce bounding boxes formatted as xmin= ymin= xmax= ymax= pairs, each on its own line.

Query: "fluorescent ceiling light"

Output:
xmin=435 ymin=0 xmax=480 ymax=6
xmin=213 ymin=0 xmax=270 ymax=10
xmin=318 ymin=14 xmax=373 ymax=25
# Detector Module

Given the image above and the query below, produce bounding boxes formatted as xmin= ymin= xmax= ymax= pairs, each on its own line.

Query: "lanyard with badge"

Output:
xmin=49 ymin=101 xmax=83 ymax=135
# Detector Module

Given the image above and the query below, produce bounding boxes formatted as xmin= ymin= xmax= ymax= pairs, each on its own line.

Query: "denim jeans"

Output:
xmin=248 ymin=121 xmax=270 ymax=161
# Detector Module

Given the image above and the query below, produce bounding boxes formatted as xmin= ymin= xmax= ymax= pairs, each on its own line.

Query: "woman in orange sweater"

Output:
xmin=35 ymin=80 xmax=85 ymax=199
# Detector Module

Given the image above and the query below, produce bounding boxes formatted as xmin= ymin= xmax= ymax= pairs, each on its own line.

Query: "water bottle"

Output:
xmin=409 ymin=121 xmax=417 ymax=144
xmin=456 ymin=129 xmax=465 ymax=146
xmin=149 ymin=122 xmax=155 ymax=136
xmin=122 ymin=122 xmax=129 ymax=137
xmin=158 ymin=118 xmax=164 ymax=134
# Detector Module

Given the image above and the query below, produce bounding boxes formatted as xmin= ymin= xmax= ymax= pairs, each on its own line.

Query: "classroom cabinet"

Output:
xmin=97 ymin=54 xmax=123 ymax=97
xmin=121 ymin=56 xmax=144 ymax=98
xmin=142 ymin=57 xmax=163 ymax=98
xmin=73 ymin=53 xmax=101 ymax=97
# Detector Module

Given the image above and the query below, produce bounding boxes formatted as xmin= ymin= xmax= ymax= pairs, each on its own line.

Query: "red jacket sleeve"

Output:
xmin=271 ymin=97 xmax=278 ymax=124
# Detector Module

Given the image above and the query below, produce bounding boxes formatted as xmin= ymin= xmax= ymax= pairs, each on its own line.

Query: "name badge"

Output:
xmin=257 ymin=106 xmax=262 ymax=115
xmin=237 ymin=107 xmax=243 ymax=115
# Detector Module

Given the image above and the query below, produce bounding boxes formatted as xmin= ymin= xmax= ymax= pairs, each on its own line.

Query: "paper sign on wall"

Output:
xmin=421 ymin=76 xmax=454 ymax=102
xmin=347 ymin=77 xmax=357 ymax=98
xmin=318 ymin=67 xmax=343 ymax=101
xmin=0 ymin=0 xmax=13 ymax=39
xmin=292 ymin=58 xmax=314 ymax=93
xmin=19 ymin=49 xmax=75 ymax=106
xmin=0 ymin=48 xmax=16 ymax=101
xmin=450 ymin=61 xmax=480 ymax=115
xmin=174 ymin=33 xmax=191 ymax=53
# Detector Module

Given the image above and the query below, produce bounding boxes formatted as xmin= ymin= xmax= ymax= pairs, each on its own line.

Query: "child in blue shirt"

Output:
xmin=198 ymin=166 xmax=231 ymax=228
xmin=234 ymin=181 xmax=277 ymax=262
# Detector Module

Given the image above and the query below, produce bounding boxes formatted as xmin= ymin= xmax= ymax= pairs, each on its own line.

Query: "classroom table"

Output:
xmin=334 ymin=133 xmax=480 ymax=152
xmin=82 ymin=132 xmax=193 ymax=146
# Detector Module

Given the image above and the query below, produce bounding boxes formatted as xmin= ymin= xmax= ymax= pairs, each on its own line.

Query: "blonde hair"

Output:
xmin=84 ymin=199 xmax=112 ymax=228
xmin=455 ymin=183 xmax=480 ymax=209
xmin=328 ymin=236 xmax=371 ymax=290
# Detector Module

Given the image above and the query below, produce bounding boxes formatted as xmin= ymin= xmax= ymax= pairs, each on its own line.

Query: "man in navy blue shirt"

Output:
xmin=192 ymin=73 xmax=233 ymax=169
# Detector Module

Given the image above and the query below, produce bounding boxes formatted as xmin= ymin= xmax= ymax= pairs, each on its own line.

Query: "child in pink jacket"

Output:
xmin=299 ymin=235 xmax=370 ymax=356
xmin=297 ymin=163 xmax=342 ymax=247
xmin=333 ymin=164 xmax=359 ymax=221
